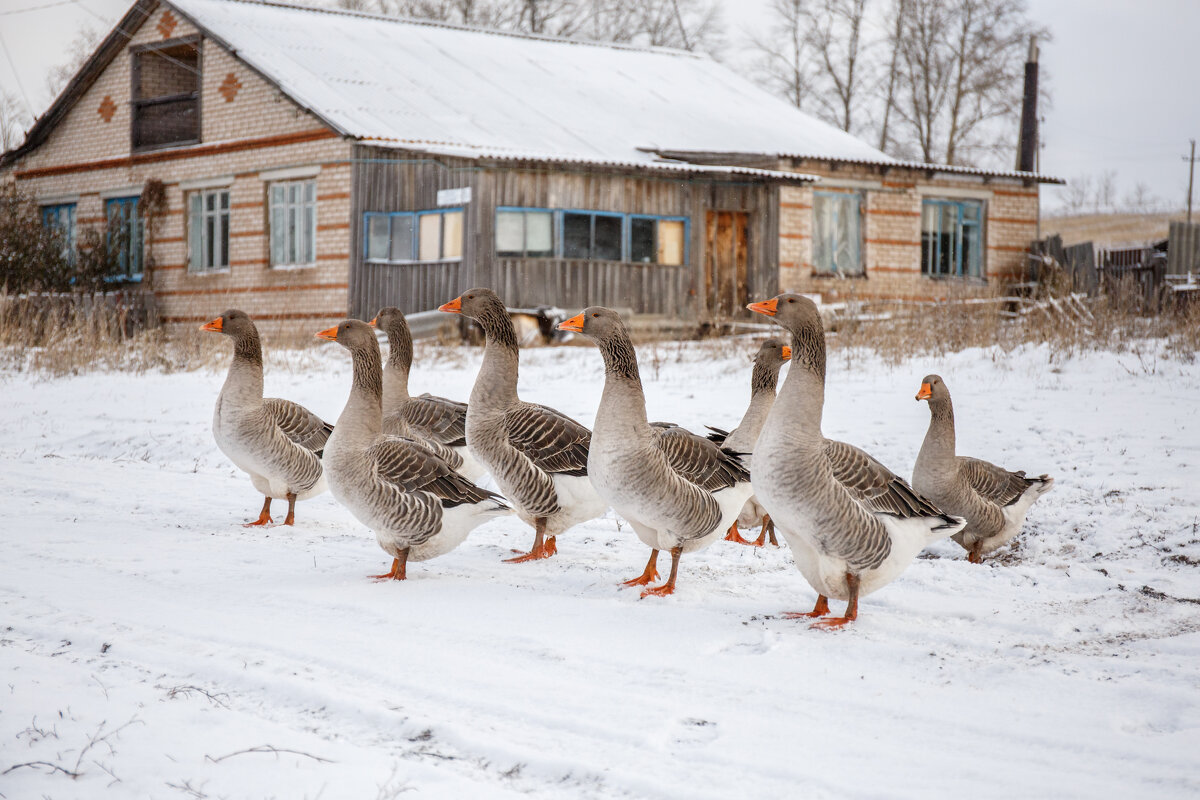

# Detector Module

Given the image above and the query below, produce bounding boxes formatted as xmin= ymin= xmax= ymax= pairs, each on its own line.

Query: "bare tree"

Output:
xmin=45 ymin=26 xmax=103 ymax=100
xmin=1093 ymin=170 xmax=1117 ymax=213
xmin=803 ymin=0 xmax=870 ymax=133
xmin=1124 ymin=182 xmax=1158 ymax=214
xmin=1062 ymin=174 xmax=1092 ymax=215
xmin=748 ymin=0 xmax=812 ymax=110
xmin=875 ymin=0 xmax=905 ymax=152
xmin=0 ymin=91 xmax=31 ymax=153
xmin=891 ymin=0 xmax=1047 ymax=165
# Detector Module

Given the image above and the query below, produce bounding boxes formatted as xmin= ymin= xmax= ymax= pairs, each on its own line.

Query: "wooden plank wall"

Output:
xmin=350 ymin=146 xmax=781 ymax=320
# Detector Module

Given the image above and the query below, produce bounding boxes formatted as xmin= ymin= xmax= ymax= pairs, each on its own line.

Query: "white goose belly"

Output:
xmin=214 ymin=409 xmax=323 ymax=500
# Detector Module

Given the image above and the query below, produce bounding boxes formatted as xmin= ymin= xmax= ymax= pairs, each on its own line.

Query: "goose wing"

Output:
xmin=503 ymin=402 xmax=591 ymax=477
xmin=959 ymin=457 xmax=1034 ymax=507
xmin=367 ymin=437 xmax=504 ymax=509
xmin=705 ymin=425 xmax=731 ymax=446
xmin=825 ymin=439 xmax=953 ymax=521
xmin=263 ymin=398 xmax=333 ymax=454
xmin=407 ymin=393 xmax=469 ymax=447
xmin=654 ymin=424 xmax=749 ymax=492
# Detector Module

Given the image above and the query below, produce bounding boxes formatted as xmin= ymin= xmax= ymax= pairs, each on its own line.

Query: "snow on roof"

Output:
xmin=168 ymin=0 xmax=892 ymax=172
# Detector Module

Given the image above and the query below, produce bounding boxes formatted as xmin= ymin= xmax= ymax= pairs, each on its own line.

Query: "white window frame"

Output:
xmin=269 ymin=179 xmax=317 ymax=269
xmin=188 ymin=188 xmax=230 ymax=274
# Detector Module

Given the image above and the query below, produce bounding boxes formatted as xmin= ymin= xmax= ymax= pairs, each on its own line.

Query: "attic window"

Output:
xmin=131 ymin=38 xmax=200 ymax=151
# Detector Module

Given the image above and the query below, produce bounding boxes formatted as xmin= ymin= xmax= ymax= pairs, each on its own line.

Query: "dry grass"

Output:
xmin=1042 ymin=211 xmax=1189 ymax=248
xmin=1 ymin=286 xmax=1195 ymax=378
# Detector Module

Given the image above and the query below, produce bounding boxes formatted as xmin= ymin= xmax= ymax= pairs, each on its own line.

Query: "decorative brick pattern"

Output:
xmin=218 ymin=72 xmax=242 ymax=102
xmin=157 ymin=10 xmax=178 ymax=39
xmin=97 ymin=95 xmax=116 ymax=122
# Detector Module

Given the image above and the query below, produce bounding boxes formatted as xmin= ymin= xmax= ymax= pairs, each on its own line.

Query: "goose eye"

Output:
xmin=592 ymin=313 xmax=599 ymax=318
xmin=786 ymin=298 xmax=795 ymax=303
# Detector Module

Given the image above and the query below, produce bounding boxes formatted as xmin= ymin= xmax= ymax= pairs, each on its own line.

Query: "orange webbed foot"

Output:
xmin=781 ymin=596 xmax=830 ymax=619
xmin=810 ymin=616 xmax=855 ymax=630
xmin=621 ymin=570 xmax=659 ymax=587
xmin=640 ymin=583 xmax=676 ymax=599
xmin=242 ymin=515 xmax=273 ymax=528
xmin=725 ymin=524 xmax=757 ymax=546
xmin=370 ymin=558 xmax=405 ymax=581
xmin=503 ymin=543 xmax=556 ymax=563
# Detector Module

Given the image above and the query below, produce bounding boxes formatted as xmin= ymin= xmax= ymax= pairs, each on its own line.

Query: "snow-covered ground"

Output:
xmin=2 ymin=337 xmax=1198 ymax=798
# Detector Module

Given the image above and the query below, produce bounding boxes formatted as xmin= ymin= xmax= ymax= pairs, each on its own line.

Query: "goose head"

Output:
xmin=438 ymin=288 xmax=505 ymax=321
xmin=369 ymin=306 xmax=406 ymax=336
xmin=757 ymin=337 xmax=792 ymax=368
xmin=315 ymin=319 xmax=378 ymax=353
xmin=199 ymin=309 xmax=256 ymax=339
xmin=916 ymin=374 xmax=950 ymax=403
xmin=746 ymin=293 xmax=822 ymax=337
xmin=556 ymin=306 xmax=628 ymax=341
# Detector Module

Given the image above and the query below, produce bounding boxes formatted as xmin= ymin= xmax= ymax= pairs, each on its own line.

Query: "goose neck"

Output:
xmin=337 ymin=345 xmax=384 ymax=440
xmin=221 ymin=333 xmax=264 ymax=405
xmin=919 ymin=395 xmax=957 ymax=464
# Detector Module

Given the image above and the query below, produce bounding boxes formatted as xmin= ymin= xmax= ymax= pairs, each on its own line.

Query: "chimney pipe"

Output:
xmin=1016 ymin=36 xmax=1039 ymax=173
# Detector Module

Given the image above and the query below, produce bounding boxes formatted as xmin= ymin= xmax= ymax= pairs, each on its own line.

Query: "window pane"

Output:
xmin=563 ymin=213 xmax=590 ymax=259
xmin=658 ymin=220 xmax=684 ymax=266
xmin=391 ymin=216 xmax=414 ymax=261
xmin=271 ymin=185 xmax=284 ymax=206
xmin=271 ymin=205 xmax=286 ymax=266
xmin=218 ymin=206 xmax=229 ymax=268
xmin=525 ymin=212 xmax=552 ymax=257
xmin=593 ymin=215 xmax=621 ymax=261
xmin=289 ymin=183 xmax=300 ymax=205
xmin=418 ymin=214 xmax=441 ymax=260
xmin=189 ymin=195 xmax=203 ymax=271
xmin=836 ymin=195 xmax=861 ymax=274
xmin=303 ymin=203 xmax=316 ymax=264
xmin=940 ymin=204 xmax=957 ymax=275
xmin=813 ymin=196 xmax=833 ymax=273
xmin=304 ymin=180 xmax=316 ymax=203
xmin=630 ymin=218 xmax=655 ymax=263
xmin=367 ymin=214 xmax=389 ymax=260
xmin=496 ymin=211 xmax=525 ymax=256
xmin=441 ymin=211 xmax=463 ymax=259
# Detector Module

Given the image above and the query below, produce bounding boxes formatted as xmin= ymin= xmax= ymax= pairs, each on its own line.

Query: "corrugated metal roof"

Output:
xmin=168 ymin=0 xmax=893 ymax=171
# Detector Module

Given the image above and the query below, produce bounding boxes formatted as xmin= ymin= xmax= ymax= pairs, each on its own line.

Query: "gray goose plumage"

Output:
xmin=317 ymin=320 xmax=508 ymax=580
xmin=201 ymin=310 xmax=331 ymax=526
xmin=371 ymin=307 xmax=485 ymax=481
xmin=913 ymin=374 xmax=1054 ymax=563
xmin=559 ymin=308 xmax=753 ymax=597
xmin=439 ymin=288 xmax=606 ymax=562
xmin=748 ymin=293 xmax=965 ymax=627
xmin=705 ymin=338 xmax=791 ymax=547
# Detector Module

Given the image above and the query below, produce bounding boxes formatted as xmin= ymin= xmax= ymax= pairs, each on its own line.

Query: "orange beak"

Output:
xmin=368 ymin=316 xmax=378 ymax=327
xmin=199 ymin=317 xmax=223 ymax=333
xmin=747 ymin=298 xmax=779 ymax=317
xmin=315 ymin=325 xmax=339 ymax=342
xmin=916 ymin=383 xmax=932 ymax=401
xmin=438 ymin=296 xmax=462 ymax=314
xmin=781 ymin=345 xmax=792 ymax=360
xmin=557 ymin=313 xmax=586 ymax=333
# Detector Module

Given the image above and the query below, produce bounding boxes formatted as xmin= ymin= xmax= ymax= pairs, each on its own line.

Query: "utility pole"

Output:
xmin=1185 ymin=139 xmax=1196 ymax=225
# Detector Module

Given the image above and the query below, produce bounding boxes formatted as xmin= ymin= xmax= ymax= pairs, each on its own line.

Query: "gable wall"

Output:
xmin=10 ymin=3 xmax=356 ymax=334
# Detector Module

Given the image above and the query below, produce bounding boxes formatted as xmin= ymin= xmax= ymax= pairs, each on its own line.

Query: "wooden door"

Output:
xmin=705 ymin=211 xmax=750 ymax=318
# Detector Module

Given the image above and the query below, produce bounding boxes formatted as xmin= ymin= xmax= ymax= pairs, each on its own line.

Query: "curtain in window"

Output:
xmin=813 ymin=192 xmax=861 ymax=274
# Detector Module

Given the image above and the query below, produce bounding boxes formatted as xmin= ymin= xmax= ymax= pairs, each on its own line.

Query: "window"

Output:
xmin=812 ymin=191 xmax=863 ymax=275
xmin=563 ymin=211 xmax=622 ymax=261
xmin=496 ymin=209 xmax=554 ymax=257
xmin=362 ymin=210 xmax=460 ymax=263
xmin=42 ymin=203 xmax=76 ymax=262
xmin=417 ymin=209 xmax=463 ymax=261
xmin=630 ymin=215 xmax=687 ymax=265
xmin=270 ymin=180 xmax=316 ymax=268
xmin=105 ymin=197 xmax=143 ymax=280
xmin=131 ymin=39 xmax=200 ymax=151
xmin=922 ymin=198 xmax=983 ymax=279
xmin=188 ymin=189 xmax=230 ymax=273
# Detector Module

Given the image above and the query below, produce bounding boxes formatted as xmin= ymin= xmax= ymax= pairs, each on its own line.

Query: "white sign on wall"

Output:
xmin=437 ymin=187 xmax=471 ymax=206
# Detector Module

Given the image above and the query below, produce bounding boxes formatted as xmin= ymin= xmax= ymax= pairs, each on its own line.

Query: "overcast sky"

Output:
xmin=2 ymin=0 xmax=1197 ymax=212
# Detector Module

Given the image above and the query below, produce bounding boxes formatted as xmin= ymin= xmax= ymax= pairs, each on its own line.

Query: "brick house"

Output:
xmin=1 ymin=0 xmax=1060 ymax=332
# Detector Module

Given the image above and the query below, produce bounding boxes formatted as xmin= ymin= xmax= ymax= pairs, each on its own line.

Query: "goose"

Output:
xmin=747 ymin=294 xmax=965 ymax=628
xmin=316 ymin=320 xmax=509 ymax=580
xmin=438 ymin=288 xmax=606 ymax=562
xmin=705 ymin=338 xmax=791 ymax=547
xmin=370 ymin=307 xmax=485 ymax=481
xmin=558 ymin=308 xmax=753 ymax=597
xmin=913 ymin=374 xmax=1054 ymax=563
xmin=201 ymin=310 xmax=331 ymax=526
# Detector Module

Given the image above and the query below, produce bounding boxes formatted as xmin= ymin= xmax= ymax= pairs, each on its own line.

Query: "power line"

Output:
xmin=0 ymin=25 xmax=36 ymax=117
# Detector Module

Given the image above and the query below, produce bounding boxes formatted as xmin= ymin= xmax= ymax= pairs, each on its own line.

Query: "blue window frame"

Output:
xmin=812 ymin=191 xmax=862 ymax=275
xmin=363 ymin=208 xmax=463 ymax=263
xmin=629 ymin=214 xmax=689 ymax=265
xmin=42 ymin=203 xmax=77 ymax=262
xmin=493 ymin=208 xmax=690 ymax=265
xmin=921 ymin=198 xmax=983 ymax=279
xmin=105 ymin=196 xmax=143 ymax=281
